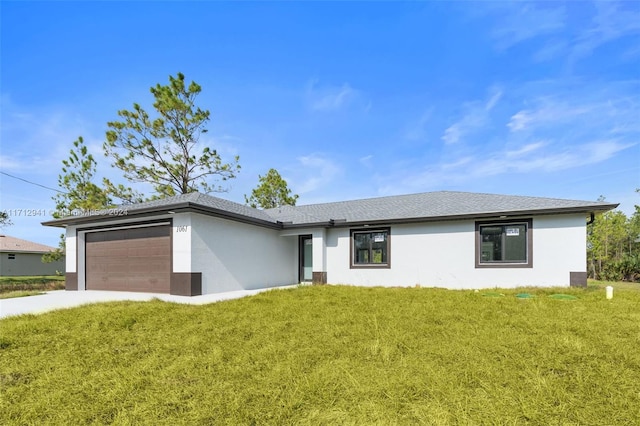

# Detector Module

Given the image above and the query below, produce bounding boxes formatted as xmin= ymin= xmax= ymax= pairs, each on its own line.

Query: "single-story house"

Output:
xmin=0 ymin=235 xmax=65 ymax=276
xmin=42 ymin=191 xmax=617 ymax=295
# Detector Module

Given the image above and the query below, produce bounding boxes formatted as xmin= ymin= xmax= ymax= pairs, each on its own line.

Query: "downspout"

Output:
xmin=586 ymin=212 xmax=596 ymax=280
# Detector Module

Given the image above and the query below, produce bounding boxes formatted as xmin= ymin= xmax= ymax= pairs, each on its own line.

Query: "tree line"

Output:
xmin=587 ymin=192 xmax=640 ymax=282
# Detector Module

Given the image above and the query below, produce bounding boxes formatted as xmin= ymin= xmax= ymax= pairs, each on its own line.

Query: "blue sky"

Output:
xmin=1 ymin=1 xmax=639 ymax=247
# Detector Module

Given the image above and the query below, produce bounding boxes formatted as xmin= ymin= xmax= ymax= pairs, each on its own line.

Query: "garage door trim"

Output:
xmin=79 ymin=220 xmax=171 ymax=233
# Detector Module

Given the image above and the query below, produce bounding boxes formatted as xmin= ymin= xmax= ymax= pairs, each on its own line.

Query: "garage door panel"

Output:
xmin=128 ymin=247 xmax=168 ymax=257
xmin=85 ymin=225 xmax=171 ymax=293
xmin=125 ymin=240 xmax=152 ymax=250
xmin=127 ymin=262 xmax=168 ymax=273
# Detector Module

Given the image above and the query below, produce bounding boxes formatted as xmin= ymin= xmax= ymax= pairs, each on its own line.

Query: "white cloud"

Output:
xmin=507 ymin=110 xmax=533 ymax=132
xmin=0 ymin=155 xmax=27 ymax=171
xmin=570 ymin=1 xmax=640 ymax=62
xmin=621 ymin=44 xmax=640 ymax=62
xmin=201 ymin=133 xmax=242 ymax=158
xmin=359 ymin=154 xmax=373 ymax=167
xmin=485 ymin=89 xmax=503 ymax=111
xmin=490 ymin=3 xmax=566 ymax=50
xmin=377 ymin=78 xmax=639 ymax=197
xmin=441 ymin=124 xmax=463 ymax=145
xmin=0 ymin=98 xmax=158 ymax=200
xmin=473 ymin=142 xmax=613 ymax=176
xmin=404 ymin=109 xmax=432 ymax=141
xmin=441 ymin=87 xmax=502 ymax=144
xmin=0 ymin=101 xmax=90 ymax=175
xmin=292 ymin=154 xmax=342 ymax=194
xmin=484 ymin=1 xmax=640 ymax=64
xmin=505 ymin=142 xmax=546 ymax=158
xmin=441 ymin=156 xmax=472 ymax=170
xmin=306 ymin=80 xmax=358 ymax=112
xmin=377 ymin=139 xmax=634 ymax=196
xmin=507 ymin=93 xmax=637 ymax=134
xmin=582 ymin=140 xmax=634 ymax=164
xmin=532 ymin=39 xmax=569 ymax=62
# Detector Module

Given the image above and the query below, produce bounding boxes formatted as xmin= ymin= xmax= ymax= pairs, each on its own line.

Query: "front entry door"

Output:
xmin=299 ymin=235 xmax=313 ymax=282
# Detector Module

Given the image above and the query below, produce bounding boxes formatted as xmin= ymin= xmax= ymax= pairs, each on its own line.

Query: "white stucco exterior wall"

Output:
xmin=325 ymin=214 xmax=587 ymax=289
xmin=190 ymin=213 xmax=297 ymax=293
xmin=311 ymin=228 xmax=327 ymax=273
xmin=172 ymin=213 xmax=191 ymax=273
xmin=530 ymin=215 xmax=586 ymax=282
xmin=65 ymin=226 xmax=77 ymax=273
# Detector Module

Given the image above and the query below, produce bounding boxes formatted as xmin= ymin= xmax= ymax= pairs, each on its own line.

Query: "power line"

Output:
xmin=0 ymin=171 xmax=67 ymax=194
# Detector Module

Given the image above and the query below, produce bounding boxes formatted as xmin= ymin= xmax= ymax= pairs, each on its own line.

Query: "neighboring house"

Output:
xmin=42 ymin=191 xmax=617 ymax=296
xmin=0 ymin=235 xmax=65 ymax=276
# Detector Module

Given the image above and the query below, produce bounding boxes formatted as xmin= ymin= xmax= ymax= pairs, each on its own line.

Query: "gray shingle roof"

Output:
xmin=263 ymin=191 xmax=617 ymax=225
xmin=0 ymin=235 xmax=57 ymax=253
xmin=43 ymin=190 xmax=617 ymax=228
xmin=130 ymin=192 xmax=276 ymax=223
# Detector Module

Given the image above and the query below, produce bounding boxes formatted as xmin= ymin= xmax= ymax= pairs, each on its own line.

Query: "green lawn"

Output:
xmin=2 ymin=284 xmax=640 ymax=424
xmin=589 ymin=278 xmax=640 ymax=292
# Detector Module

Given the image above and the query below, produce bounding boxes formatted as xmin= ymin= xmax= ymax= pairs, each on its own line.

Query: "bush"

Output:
xmin=601 ymin=254 xmax=640 ymax=282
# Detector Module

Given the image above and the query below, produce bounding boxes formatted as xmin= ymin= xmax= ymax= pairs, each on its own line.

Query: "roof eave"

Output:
xmin=188 ymin=205 xmax=281 ymax=229
xmin=280 ymin=221 xmax=333 ymax=229
xmin=42 ymin=201 xmax=282 ymax=230
xmin=41 ymin=202 xmax=194 ymax=228
xmin=287 ymin=204 xmax=621 ymax=229
xmin=42 ymin=202 xmax=619 ymax=229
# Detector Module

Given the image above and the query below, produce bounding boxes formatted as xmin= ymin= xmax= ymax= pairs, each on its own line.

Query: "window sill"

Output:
xmin=350 ymin=264 xmax=391 ymax=269
xmin=476 ymin=262 xmax=532 ymax=269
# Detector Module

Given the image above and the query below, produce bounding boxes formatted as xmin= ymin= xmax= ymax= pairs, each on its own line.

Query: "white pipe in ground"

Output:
xmin=606 ymin=286 xmax=614 ymax=300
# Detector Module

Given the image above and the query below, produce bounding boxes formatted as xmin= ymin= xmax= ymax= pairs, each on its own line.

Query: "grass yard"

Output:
xmin=0 ymin=275 xmax=65 ymax=294
xmin=1 ymin=284 xmax=640 ymax=425
xmin=588 ymin=278 xmax=640 ymax=292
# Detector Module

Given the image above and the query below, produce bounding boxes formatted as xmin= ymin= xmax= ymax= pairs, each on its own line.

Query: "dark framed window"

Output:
xmin=350 ymin=228 xmax=390 ymax=268
xmin=475 ymin=219 xmax=532 ymax=268
xmin=8 ymin=253 xmax=16 ymax=260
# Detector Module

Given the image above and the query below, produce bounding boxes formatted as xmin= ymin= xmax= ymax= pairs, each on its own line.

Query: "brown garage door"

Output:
xmin=85 ymin=225 xmax=171 ymax=293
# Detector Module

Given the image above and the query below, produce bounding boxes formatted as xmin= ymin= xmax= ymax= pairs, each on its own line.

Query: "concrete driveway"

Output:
xmin=0 ymin=286 xmax=297 ymax=319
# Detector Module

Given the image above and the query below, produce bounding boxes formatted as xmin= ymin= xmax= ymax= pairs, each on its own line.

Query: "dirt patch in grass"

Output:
xmin=1 ymin=285 xmax=640 ymax=424
xmin=0 ymin=291 xmax=44 ymax=299
xmin=0 ymin=276 xmax=65 ymax=283
xmin=0 ymin=276 xmax=65 ymax=294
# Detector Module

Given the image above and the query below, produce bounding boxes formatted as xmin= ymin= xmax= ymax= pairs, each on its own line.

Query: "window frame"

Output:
xmin=7 ymin=253 xmax=16 ymax=260
xmin=475 ymin=219 xmax=533 ymax=268
xmin=350 ymin=227 xmax=391 ymax=269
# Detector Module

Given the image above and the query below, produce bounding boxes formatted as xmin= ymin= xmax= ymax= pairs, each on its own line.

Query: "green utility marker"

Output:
xmin=516 ymin=293 xmax=535 ymax=299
